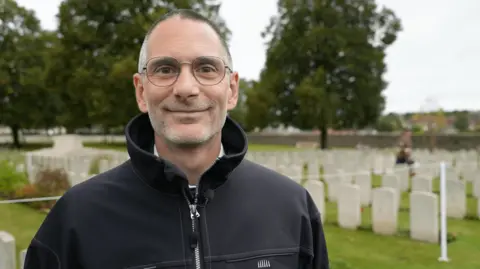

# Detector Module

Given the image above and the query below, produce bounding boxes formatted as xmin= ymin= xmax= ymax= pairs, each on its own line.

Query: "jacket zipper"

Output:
xmin=185 ymin=187 xmax=202 ymax=269
xmin=184 ymin=157 xmax=221 ymax=269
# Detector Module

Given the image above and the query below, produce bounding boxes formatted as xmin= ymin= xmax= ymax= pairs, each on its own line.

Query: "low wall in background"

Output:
xmin=247 ymin=133 xmax=480 ymax=151
xmin=0 ymin=133 xmax=479 ymax=151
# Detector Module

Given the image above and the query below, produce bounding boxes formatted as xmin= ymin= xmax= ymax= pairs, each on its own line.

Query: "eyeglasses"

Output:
xmin=141 ymin=56 xmax=232 ymax=87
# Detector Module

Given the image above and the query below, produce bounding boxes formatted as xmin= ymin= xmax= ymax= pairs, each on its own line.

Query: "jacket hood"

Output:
xmin=125 ymin=113 xmax=248 ymax=197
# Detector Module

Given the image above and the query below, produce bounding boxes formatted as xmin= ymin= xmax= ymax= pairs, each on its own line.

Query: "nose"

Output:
xmin=172 ymin=65 xmax=200 ymax=99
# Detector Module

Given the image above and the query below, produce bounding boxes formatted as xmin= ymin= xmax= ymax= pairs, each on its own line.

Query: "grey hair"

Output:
xmin=137 ymin=9 xmax=233 ymax=74
xmin=137 ymin=41 xmax=148 ymax=73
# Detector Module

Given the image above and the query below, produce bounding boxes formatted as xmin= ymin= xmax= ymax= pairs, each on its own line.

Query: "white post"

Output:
xmin=438 ymin=161 xmax=449 ymax=262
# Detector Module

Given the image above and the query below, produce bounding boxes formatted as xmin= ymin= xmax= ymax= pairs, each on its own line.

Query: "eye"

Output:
xmin=154 ymin=66 xmax=177 ymax=75
xmin=196 ymin=65 xmax=217 ymax=73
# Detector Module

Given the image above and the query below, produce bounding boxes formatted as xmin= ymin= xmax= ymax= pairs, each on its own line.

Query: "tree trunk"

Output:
xmin=66 ymin=127 xmax=75 ymax=134
xmin=10 ymin=124 xmax=21 ymax=149
xmin=428 ymin=122 xmax=435 ymax=152
xmin=319 ymin=124 xmax=328 ymax=149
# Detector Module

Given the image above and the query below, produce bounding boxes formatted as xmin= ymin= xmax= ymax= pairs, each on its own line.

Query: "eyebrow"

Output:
xmin=147 ymin=56 xmax=226 ymax=65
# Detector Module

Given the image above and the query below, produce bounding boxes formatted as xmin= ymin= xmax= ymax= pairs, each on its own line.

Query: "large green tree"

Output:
xmin=252 ymin=0 xmax=401 ymax=148
xmin=453 ymin=112 xmax=469 ymax=132
xmin=49 ymin=0 xmax=231 ymax=133
xmin=228 ymin=78 xmax=256 ymax=131
xmin=375 ymin=113 xmax=403 ymax=132
xmin=0 ymin=0 xmax=55 ymax=148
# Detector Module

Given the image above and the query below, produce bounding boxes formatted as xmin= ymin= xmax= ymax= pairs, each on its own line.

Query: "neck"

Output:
xmin=155 ymin=134 xmax=222 ymax=185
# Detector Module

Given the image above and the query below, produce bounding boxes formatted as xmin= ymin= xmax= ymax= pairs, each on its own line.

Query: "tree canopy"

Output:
xmin=1 ymin=0 xmax=408 ymax=149
xmin=247 ymin=0 xmax=402 ymax=148
xmin=0 ymin=0 xmax=230 ymax=147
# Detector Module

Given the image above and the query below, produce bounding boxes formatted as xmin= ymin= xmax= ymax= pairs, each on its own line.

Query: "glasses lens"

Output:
xmin=192 ymin=56 xmax=226 ymax=85
xmin=146 ymin=57 xmax=180 ymax=87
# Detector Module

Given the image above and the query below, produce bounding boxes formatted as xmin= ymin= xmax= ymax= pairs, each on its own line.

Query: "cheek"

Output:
xmin=144 ymin=86 xmax=169 ymax=105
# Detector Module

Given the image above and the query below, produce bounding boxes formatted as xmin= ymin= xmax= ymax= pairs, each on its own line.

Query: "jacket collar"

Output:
xmin=125 ymin=113 xmax=248 ymax=197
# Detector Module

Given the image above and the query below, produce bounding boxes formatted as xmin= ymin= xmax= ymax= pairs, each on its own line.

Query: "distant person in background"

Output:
xmin=395 ymin=128 xmax=415 ymax=175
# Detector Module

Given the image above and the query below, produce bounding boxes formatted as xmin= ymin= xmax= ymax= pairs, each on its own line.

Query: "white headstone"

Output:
xmin=372 ymin=187 xmax=398 ymax=235
xmin=446 ymin=179 xmax=466 ymax=219
xmin=353 ymin=174 xmax=372 ymax=206
xmin=472 ymin=179 xmax=480 ymax=198
xmin=305 ymin=181 xmax=325 ymax=224
xmin=478 ymin=198 xmax=480 ymax=218
xmin=409 ymin=192 xmax=438 ymax=243
xmin=382 ymin=174 xmax=401 ymax=209
xmin=0 ymin=231 xmax=16 ymax=269
xmin=395 ymin=168 xmax=410 ymax=191
xmin=337 ymin=184 xmax=361 ymax=230
xmin=20 ymin=249 xmax=27 ymax=269
xmin=308 ymin=162 xmax=320 ymax=176
xmin=326 ymin=179 xmax=341 ymax=202
xmin=382 ymin=174 xmax=400 ymax=190
xmin=446 ymin=169 xmax=458 ymax=181
xmin=462 ymin=170 xmax=476 ymax=182
xmin=52 ymin=135 xmax=84 ymax=151
xmin=411 ymin=177 xmax=432 ymax=193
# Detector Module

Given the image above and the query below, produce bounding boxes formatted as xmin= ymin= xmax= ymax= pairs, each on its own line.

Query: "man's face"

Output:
xmin=133 ymin=17 xmax=239 ymax=146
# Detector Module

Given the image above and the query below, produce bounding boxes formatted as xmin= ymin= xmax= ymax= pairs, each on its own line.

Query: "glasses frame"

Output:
xmin=141 ymin=56 xmax=233 ymax=87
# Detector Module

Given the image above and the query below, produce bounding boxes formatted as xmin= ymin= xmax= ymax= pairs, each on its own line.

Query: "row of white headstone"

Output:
xmin=12 ymin=148 xmax=479 ymax=187
xmin=6 ymin=149 xmax=480 ymax=219
xmin=304 ymin=175 xmax=480 ymax=244
xmin=319 ymin=169 xmax=480 ymax=217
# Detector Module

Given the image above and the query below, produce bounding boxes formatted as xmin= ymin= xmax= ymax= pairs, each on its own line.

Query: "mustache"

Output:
xmin=163 ymin=101 xmax=214 ymax=112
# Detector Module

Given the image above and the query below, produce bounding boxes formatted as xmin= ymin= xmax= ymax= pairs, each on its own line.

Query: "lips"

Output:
xmin=166 ymin=109 xmax=208 ymax=113
xmin=164 ymin=107 xmax=209 ymax=113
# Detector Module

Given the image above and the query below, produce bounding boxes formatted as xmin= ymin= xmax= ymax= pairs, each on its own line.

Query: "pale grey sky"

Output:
xmin=15 ymin=0 xmax=480 ymax=113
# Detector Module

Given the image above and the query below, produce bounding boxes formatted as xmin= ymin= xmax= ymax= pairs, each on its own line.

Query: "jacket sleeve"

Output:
xmin=302 ymin=190 xmax=330 ymax=269
xmin=24 ymin=194 xmax=81 ymax=269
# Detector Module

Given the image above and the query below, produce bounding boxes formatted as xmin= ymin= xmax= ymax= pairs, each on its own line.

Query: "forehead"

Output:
xmin=147 ymin=17 xmax=225 ymax=61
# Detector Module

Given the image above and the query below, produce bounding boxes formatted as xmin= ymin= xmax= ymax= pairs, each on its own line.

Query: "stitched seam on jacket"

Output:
xmin=32 ymin=238 xmax=62 ymax=269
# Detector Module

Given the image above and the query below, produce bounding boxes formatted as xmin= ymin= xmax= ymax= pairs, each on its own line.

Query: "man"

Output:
xmin=24 ymin=9 xmax=329 ymax=269
xmin=395 ymin=128 xmax=413 ymax=165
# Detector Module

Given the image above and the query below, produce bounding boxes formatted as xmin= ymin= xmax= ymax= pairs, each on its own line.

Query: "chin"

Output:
xmin=163 ymin=127 xmax=214 ymax=145
xmin=165 ymin=134 xmax=212 ymax=146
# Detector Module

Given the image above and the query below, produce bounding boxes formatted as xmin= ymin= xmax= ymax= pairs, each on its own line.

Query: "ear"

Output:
xmin=133 ymin=73 xmax=148 ymax=113
xmin=227 ymin=71 xmax=239 ymax=110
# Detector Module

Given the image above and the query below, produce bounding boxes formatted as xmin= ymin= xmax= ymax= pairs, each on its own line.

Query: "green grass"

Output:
xmin=248 ymin=143 xmax=300 ymax=151
xmin=317 ymin=174 xmax=480 ymax=269
xmin=323 ymin=198 xmax=480 ymax=269
xmin=0 ymin=202 xmax=46 ymax=263
xmin=83 ymin=142 xmax=300 ymax=152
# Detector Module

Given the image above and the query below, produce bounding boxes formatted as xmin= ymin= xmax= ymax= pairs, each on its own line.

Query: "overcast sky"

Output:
xmin=15 ymin=0 xmax=480 ymax=113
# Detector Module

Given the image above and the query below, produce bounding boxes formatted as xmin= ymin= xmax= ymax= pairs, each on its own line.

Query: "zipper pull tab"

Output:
xmin=190 ymin=204 xmax=200 ymax=219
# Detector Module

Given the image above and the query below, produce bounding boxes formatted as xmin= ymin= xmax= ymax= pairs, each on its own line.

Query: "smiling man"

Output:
xmin=24 ymin=9 xmax=329 ymax=269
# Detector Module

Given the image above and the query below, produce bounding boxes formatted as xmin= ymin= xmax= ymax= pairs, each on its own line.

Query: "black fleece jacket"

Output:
xmin=24 ymin=113 xmax=329 ymax=269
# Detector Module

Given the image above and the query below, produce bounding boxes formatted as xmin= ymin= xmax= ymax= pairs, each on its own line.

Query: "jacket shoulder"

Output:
xmin=231 ymin=159 xmax=309 ymax=207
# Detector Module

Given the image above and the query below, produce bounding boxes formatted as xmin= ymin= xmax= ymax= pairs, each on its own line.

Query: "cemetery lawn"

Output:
xmin=323 ymin=202 xmax=480 ymax=269
xmin=0 ymin=202 xmax=46 ymax=258
xmin=322 ymin=175 xmax=480 ymax=269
